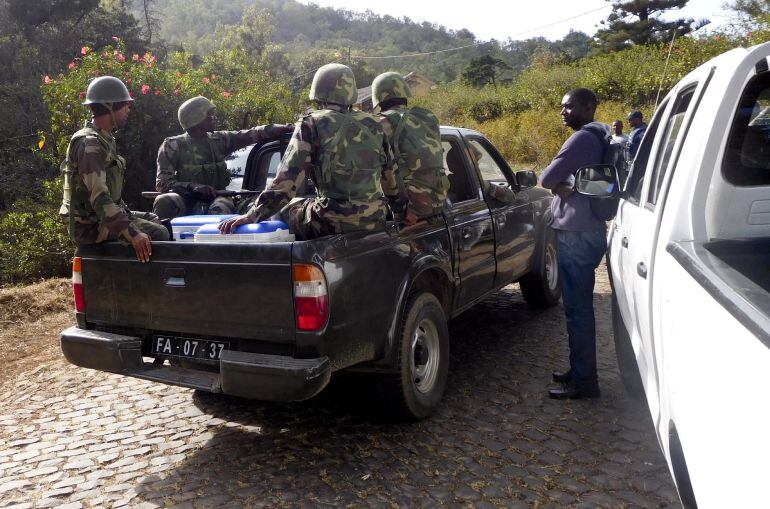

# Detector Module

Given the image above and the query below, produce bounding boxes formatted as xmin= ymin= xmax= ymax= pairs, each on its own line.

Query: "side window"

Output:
xmin=723 ymin=72 xmax=770 ymax=186
xmin=442 ymin=138 xmax=477 ymax=204
xmin=647 ymin=86 xmax=696 ymax=207
xmin=466 ymin=138 xmax=508 ymax=182
xmin=625 ymin=99 xmax=669 ymax=204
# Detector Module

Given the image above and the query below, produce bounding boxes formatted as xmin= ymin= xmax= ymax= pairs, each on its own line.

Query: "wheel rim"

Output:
xmin=410 ymin=317 xmax=440 ymax=394
xmin=545 ymin=242 xmax=558 ymax=291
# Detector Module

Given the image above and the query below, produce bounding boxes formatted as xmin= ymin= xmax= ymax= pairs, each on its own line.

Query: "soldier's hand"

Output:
xmin=219 ymin=214 xmax=252 ymax=234
xmin=192 ymin=184 xmax=217 ymax=200
xmin=131 ymin=232 xmax=152 ymax=263
xmin=269 ymin=123 xmax=295 ymax=138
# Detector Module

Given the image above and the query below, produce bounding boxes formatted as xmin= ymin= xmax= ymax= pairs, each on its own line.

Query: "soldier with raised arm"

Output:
xmin=60 ymin=76 xmax=169 ymax=263
xmin=220 ymin=63 xmax=398 ymax=239
xmin=153 ymin=96 xmax=292 ymax=219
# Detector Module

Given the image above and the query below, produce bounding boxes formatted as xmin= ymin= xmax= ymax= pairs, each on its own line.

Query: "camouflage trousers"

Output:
xmin=70 ymin=211 xmax=169 ymax=245
xmin=153 ymin=192 xmax=236 ymax=220
xmin=400 ymin=170 xmax=449 ymax=221
xmin=280 ymin=198 xmax=386 ymax=241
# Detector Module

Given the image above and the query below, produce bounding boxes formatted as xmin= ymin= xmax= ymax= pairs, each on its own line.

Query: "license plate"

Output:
xmin=151 ymin=335 xmax=228 ymax=361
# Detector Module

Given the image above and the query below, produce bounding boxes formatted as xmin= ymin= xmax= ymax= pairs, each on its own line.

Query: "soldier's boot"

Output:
xmin=153 ymin=193 xmax=186 ymax=220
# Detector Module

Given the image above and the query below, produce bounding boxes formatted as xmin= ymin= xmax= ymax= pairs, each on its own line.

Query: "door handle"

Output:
xmin=462 ymin=227 xmax=471 ymax=240
xmin=622 ymin=236 xmax=629 ymax=248
xmin=637 ymin=262 xmax=647 ymax=279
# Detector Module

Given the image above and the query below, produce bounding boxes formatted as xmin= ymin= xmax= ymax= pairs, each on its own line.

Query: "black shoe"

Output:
xmin=552 ymin=369 xmax=572 ymax=384
xmin=548 ymin=380 xmax=600 ymax=400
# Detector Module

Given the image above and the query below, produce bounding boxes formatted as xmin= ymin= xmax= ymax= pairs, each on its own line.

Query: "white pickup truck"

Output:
xmin=577 ymin=42 xmax=770 ymax=508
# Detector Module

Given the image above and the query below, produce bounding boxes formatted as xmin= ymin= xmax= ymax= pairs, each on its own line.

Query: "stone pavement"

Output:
xmin=0 ymin=268 xmax=681 ymax=508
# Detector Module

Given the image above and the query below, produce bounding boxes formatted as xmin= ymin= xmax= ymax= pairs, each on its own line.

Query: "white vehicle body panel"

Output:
xmin=608 ymin=42 xmax=770 ymax=508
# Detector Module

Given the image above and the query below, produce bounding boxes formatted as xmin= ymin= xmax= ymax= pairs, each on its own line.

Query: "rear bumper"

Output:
xmin=60 ymin=326 xmax=330 ymax=401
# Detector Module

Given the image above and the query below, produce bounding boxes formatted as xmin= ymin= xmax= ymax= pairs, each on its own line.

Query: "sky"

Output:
xmin=297 ymin=0 xmax=735 ymax=42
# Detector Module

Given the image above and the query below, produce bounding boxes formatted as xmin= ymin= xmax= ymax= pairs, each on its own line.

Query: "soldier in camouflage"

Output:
xmin=372 ymin=72 xmax=449 ymax=225
xmin=60 ymin=76 xmax=169 ymax=263
xmin=153 ymin=95 xmax=293 ymax=219
xmin=466 ymin=142 xmax=518 ymax=204
xmin=220 ymin=63 xmax=399 ymax=240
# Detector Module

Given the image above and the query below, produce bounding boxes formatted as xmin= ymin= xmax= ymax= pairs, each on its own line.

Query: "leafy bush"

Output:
xmin=0 ymin=180 xmax=72 ymax=285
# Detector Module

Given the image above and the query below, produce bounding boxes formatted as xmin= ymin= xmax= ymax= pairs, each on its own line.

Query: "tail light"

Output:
xmin=292 ymin=264 xmax=328 ymax=331
xmin=72 ymin=257 xmax=85 ymax=313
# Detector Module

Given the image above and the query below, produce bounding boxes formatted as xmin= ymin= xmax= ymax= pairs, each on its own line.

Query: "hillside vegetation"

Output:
xmin=0 ymin=0 xmax=768 ymax=285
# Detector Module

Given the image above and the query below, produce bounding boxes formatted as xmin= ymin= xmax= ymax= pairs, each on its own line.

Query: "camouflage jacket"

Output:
xmin=246 ymin=106 xmax=398 ymax=231
xmin=155 ymin=125 xmax=286 ymax=194
xmin=61 ymin=122 xmax=136 ymax=244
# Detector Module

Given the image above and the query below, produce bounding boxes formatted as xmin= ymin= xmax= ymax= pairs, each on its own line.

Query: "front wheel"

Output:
xmin=520 ymin=228 xmax=561 ymax=308
xmin=378 ymin=292 xmax=449 ymax=420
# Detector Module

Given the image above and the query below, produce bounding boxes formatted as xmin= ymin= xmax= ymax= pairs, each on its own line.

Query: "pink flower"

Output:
xmin=68 ymin=62 xmax=76 ymax=70
xmin=81 ymin=46 xmax=89 ymax=56
xmin=154 ymin=90 xmax=161 ymax=95
xmin=132 ymin=54 xmax=140 ymax=62
xmin=112 ymin=36 xmax=120 ymax=42
xmin=747 ymin=31 xmax=753 ymax=38
xmin=143 ymin=53 xmax=156 ymax=64
xmin=173 ymin=89 xmax=180 ymax=96
xmin=141 ymin=85 xmax=150 ymax=95
xmin=43 ymin=75 xmax=52 ymax=85
xmin=202 ymin=77 xmax=210 ymax=84
xmin=221 ymin=91 xmax=231 ymax=98
xmin=115 ymin=53 xmax=125 ymax=62
xmin=79 ymin=91 xmax=86 ymax=99
xmin=264 ymin=70 xmax=270 ymax=77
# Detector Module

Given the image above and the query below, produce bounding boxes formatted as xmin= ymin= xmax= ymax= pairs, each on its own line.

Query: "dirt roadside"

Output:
xmin=0 ymin=278 xmax=72 ymax=385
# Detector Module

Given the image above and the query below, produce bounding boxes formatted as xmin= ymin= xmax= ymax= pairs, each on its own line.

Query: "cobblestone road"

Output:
xmin=0 ymin=268 xmax=680 ymax=508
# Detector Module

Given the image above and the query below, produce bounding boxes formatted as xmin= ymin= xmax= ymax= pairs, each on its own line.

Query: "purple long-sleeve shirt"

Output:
xmin=539 ymin=124 xmax=607 ymax=232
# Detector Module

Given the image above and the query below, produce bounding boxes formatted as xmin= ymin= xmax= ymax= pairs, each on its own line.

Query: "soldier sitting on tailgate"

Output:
xmin=371 ymin=72 xmax=449 ymax=226
xmin=152 ymin=96 xmax=292 ymax=220
xmin=59 ymin=76 xmax=169 ymax=263
xmin=219 ymin=63 xmax=399 ymax=240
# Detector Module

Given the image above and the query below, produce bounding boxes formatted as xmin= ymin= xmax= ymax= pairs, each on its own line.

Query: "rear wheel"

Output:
xmin=378 ymin=292 xmax=449 ymax=420
xmin=612 ymin=294 xmax=645 ymax=400
xmin=520 ymin=228 xmax=561 ymax=308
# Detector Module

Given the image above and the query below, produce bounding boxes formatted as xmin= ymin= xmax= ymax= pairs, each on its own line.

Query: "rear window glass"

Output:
xmin=723 ymin=72 xmax=770 ymax=186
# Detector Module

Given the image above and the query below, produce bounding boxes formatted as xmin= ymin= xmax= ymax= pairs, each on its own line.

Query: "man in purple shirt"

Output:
xmin=539 ymin=88 xmax=608 ymax=399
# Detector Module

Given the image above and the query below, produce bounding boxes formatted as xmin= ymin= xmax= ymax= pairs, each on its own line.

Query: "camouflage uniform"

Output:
xmin=243 ymin=64 xmax=397 ymax=240
xmin=61 ymin=122 xmax=169 ymax=245
xmin=372 ymin=72 xmax=449 ymax=221
xmin=466 ymin=142 xmax=517 ymax=204
xmin=153 ymin=125 xmax=288 ymax=219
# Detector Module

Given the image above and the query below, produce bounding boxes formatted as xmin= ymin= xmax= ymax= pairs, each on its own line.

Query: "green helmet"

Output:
xmin=371 ymin=72 xmax=412 ymax=109
xmin=309 ymin=63 xmax=357 ymax=106
xmin=82 ymin=76 xmax=132 ymax=106
xmin=178 ymin=96 xmax=215 ymax=130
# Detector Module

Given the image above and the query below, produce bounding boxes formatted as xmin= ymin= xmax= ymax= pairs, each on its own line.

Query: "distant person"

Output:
xmin=153 ymin=96 xmax=292 ymax=220
xmin=539 ymin=87 xmax=608 ymax=400
xmin=371 ymin=71 xmax=448 ymax=225
xmin=220 ymin=63 xmax=398 ymax=239
xmin=627 ymin=110 xmax=647 ymax=159
xmin=611 ymin=120 xmax=628 ymax=147
xmin=59 ymin=76 xmax=169 ymax=263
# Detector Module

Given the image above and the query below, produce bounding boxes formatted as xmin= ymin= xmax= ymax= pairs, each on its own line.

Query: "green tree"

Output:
xmin=726 ymin=0 xmax=770 ymax=30
xmin=595 ymin=0 xmax=707 ymax=52
xmin=461 ymin=55 xmax=511 ymax=87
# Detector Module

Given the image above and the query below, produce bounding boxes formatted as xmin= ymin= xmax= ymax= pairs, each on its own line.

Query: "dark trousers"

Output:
xmin=555 ymin=229 xmax=607 ymax=384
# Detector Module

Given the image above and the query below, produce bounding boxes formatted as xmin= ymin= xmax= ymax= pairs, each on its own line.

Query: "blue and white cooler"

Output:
xmin=169 ymin=214 xmax=237 ymax=242
xmin=194 ymin=220 xmax=294 ymax=243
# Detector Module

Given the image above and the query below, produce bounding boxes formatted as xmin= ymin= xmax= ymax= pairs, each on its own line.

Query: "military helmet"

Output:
xmin=178 ymin=96 xmax=216 ymax=130
xmin=309 ymin=63 xmax=357 ymax=106
xmin=82 ymin=76 xmax=133 ymax=106
xmin=371 ymin=72 xmax=412 ymax=109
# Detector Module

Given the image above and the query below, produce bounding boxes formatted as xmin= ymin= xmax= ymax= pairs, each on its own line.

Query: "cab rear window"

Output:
xmin=723 ymin=71 xmax=770 ymax=186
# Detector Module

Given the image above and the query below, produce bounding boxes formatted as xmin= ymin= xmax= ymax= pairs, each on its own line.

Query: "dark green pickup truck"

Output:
xmin=60 ymin=126 xmax=560 ymax=420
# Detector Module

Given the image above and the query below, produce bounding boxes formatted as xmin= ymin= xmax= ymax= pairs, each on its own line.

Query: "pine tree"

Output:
xmin=595 ymin=0 xmax=707 ymax=52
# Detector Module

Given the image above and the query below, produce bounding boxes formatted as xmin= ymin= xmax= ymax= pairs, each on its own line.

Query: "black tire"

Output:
xmin=612 ymin=294 xmax=645 ymax=400
xmin=520 ymin=228 xmax=561 ymax=308
xmin=378 ymin=292 xmax=449 ymax=420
